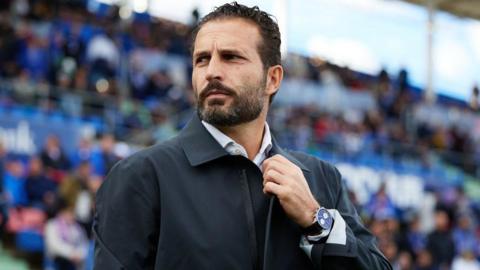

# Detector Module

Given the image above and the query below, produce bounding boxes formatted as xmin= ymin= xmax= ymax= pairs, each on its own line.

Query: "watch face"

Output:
xmin=316 ymin=208 xmax=333 ymax=230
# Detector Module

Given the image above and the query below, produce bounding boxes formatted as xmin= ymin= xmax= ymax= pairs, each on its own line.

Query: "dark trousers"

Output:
xmin=54 ymin=257 xmax=76 ymax=270
xmin=0 ymin=203 xmax=8 ymax=239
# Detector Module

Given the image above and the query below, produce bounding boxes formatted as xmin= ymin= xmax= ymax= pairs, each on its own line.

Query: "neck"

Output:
xmin=216 ymin=111 xmax=268 ymax=160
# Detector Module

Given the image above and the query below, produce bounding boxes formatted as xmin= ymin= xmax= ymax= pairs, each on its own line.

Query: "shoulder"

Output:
xmin=98 ymin=137 xmax=183 ymax=201
xmin=287 ymin=150 xmax=340 ymax=176
xmin=113 ymin=136 xmax=183 ymax=172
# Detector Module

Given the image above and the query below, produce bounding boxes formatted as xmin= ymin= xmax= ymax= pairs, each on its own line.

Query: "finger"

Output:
xmin=270 ymin=154 xmax=293 ymax=165
xmin=263 ymin=159 xmax=289 ymax=176
xmin=263 ymin=158 xmax=301 ymax=181
xmin=263 ymin=168 xmax=288 ymax=186
xmin=272 ymin=154 xmax=290 ymax=162
xmin=263 ymin=181 xmax=287 ymax=196
xmin=265 ymin=155 xmax=299 ymax=172
xmin=263 ymin=156 xmax=297 ymax=173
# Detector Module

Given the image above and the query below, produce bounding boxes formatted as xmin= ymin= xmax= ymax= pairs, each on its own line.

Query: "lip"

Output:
xmin=207 ymin=93 xmax=230 ymax=98
xmin=205 ymin=89 xmax=231 ymax=98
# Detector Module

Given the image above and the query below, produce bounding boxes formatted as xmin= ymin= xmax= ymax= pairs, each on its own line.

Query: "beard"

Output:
xmin=196 ymin=77 xmax=267 ymax=127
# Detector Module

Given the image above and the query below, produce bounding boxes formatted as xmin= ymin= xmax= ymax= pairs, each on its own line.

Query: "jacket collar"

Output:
xmin=178 ymin=114 xmax=230 ymax=166
xmin=179 ymin=114 xmax=310 ymax=172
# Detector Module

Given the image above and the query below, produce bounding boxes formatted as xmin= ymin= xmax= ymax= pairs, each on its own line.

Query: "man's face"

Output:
xmin=192 ymin=18 xmax=268 ymax=126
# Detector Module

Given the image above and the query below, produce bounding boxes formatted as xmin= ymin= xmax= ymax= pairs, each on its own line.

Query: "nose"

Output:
xmin=205 ymin=53 xmax=224 ymax=82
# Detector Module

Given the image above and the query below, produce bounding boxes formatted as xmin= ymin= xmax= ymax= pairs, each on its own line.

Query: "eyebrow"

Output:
xmin=193 ymin=51 xmax=210 ymax=60
xmin=193 ymin=48 xmax=246 ymax=59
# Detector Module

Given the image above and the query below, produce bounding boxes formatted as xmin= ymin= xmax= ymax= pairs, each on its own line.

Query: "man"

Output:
xmin=94 ymin=2 xmax=391 ymax=270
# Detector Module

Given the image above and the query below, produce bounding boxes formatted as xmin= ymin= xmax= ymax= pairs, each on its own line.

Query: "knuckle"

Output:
xmin=264 ymin=182 xmax=271 ymax=190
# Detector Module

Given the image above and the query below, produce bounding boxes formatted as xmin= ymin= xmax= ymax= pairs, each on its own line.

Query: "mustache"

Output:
xmin=199 ymin=80 xmax=236 ymax=100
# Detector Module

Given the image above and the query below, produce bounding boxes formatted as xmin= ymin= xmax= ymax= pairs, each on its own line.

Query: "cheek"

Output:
xmin=191 ymin=70 xmax=197 ymax=85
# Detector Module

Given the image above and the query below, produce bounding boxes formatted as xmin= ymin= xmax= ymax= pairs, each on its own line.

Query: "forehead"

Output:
xmin=194 ymin=18 xmax=262 ymax=53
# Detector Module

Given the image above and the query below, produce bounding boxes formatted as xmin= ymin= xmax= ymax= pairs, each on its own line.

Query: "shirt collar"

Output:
xmin=178 ymin=114 xmax=309 ymax=172
xmin=201 ymin=120 xmax=273 ymax=159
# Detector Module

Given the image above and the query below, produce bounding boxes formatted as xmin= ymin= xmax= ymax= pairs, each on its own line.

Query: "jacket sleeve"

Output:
xmin=93 ymin=154 xmax=160 ymax=270
xmin=303 ymin=166 xmax=392 ymax=270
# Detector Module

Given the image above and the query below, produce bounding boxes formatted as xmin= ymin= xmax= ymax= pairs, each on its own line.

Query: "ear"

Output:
xmin=265 ymin=65 xmax=283 ymax=97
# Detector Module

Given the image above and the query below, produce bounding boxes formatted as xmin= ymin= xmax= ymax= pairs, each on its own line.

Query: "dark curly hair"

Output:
xmin=191 ymin=2 xmax=281 ymax=70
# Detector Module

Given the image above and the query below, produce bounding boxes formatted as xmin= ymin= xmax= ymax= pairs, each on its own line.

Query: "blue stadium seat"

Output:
xmin=15 ymin=230 xmax=44 ymax=253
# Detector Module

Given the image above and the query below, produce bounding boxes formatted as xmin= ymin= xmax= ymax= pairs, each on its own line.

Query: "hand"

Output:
xmin=262 ymin=154 xmax=320 ymax=228
xmin=71 ymin=253 xmax=83 ymax=265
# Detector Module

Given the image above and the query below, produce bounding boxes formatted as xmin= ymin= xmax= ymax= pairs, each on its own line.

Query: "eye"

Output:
xmin=195 ymin=55 xmax=210 ymax=65
xmin=223 ymin=54 xmax=241 ymax=61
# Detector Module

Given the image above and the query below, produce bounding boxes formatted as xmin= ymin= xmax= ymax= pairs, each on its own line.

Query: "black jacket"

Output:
xmin=93 ymin=115 xmax=391 ymax=270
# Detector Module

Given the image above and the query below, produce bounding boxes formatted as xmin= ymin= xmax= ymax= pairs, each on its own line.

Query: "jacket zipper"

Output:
xmin=239 ymin=169 xmax=260 ymax=270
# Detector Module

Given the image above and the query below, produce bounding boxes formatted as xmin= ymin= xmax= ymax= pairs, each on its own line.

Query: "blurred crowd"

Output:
xmin=359 ymin=182 xmax=480 ymax=270
xmin=0 ymin=0 xmax=193 ymax=145
xmin=0 ymin=133 xmax=119 ymax=269
xmin=1 ymin=0 xmax=480 ymax=269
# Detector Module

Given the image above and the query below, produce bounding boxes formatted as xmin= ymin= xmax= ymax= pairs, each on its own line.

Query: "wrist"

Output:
xmin=300 ymin=202 xmax=320 ymax=228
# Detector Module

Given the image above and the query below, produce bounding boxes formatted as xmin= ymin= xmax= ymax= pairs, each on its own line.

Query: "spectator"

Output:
xmin=374 ymin=68 xmax=393 ymax=111
xmin=59 ymin=161 xmax=95 ymax=235
xmin=18 ymin=34 xmax=50 ymax=81
xmin=452 ymin=213 xmax=479 ymax=257
xmin=59 ymin=161 xmax=92 ymax=213
xmin=130 ymin=106 xmax=177 ymax=145
xmin=395 ymin=250 xmax=414 ymax=270
xmin=71 ymin=137 xmax=94 ymax=168
xmin=45 ymin=199 xmax=89 ymax=270
xmin=0 ymin=11 xmax=19 ymax=78
xmin=40 ymin=134 xmax=72 ymax=172
xmin=426 ymin=207 xmax=455 ymax=270
xmin=90 ymin=133 xmax=120 ymax=176
xmin=451 ymin=251 xmax=480 ymax=270
xmin=405 ymin=214 xmax=427 ymax=255
xmin=146 ymin=69 xmax=174 ymax=100
xmin=86 ymin=29 xmax=119 ymax=68
xmin=25 ymin=156 xmax=57 ymax=211
xmin=366 ymin=182 xmax=397 ymax=220
xmin=415 ymin=249 xmax=436 ymax=270
xmin=151 ymin=106 xmax=177 ymax=144
xmin=397 ymin=68 xmax=410 ymax=93
xmin=85 ymin=28 xmax=119 ymax=94
xmin=3 ymin=159 xmax=28 ymax=207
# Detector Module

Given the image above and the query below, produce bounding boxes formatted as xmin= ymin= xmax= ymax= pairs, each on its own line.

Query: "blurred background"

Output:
xmin=0 ymin=0 xmax=480 ymax=269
